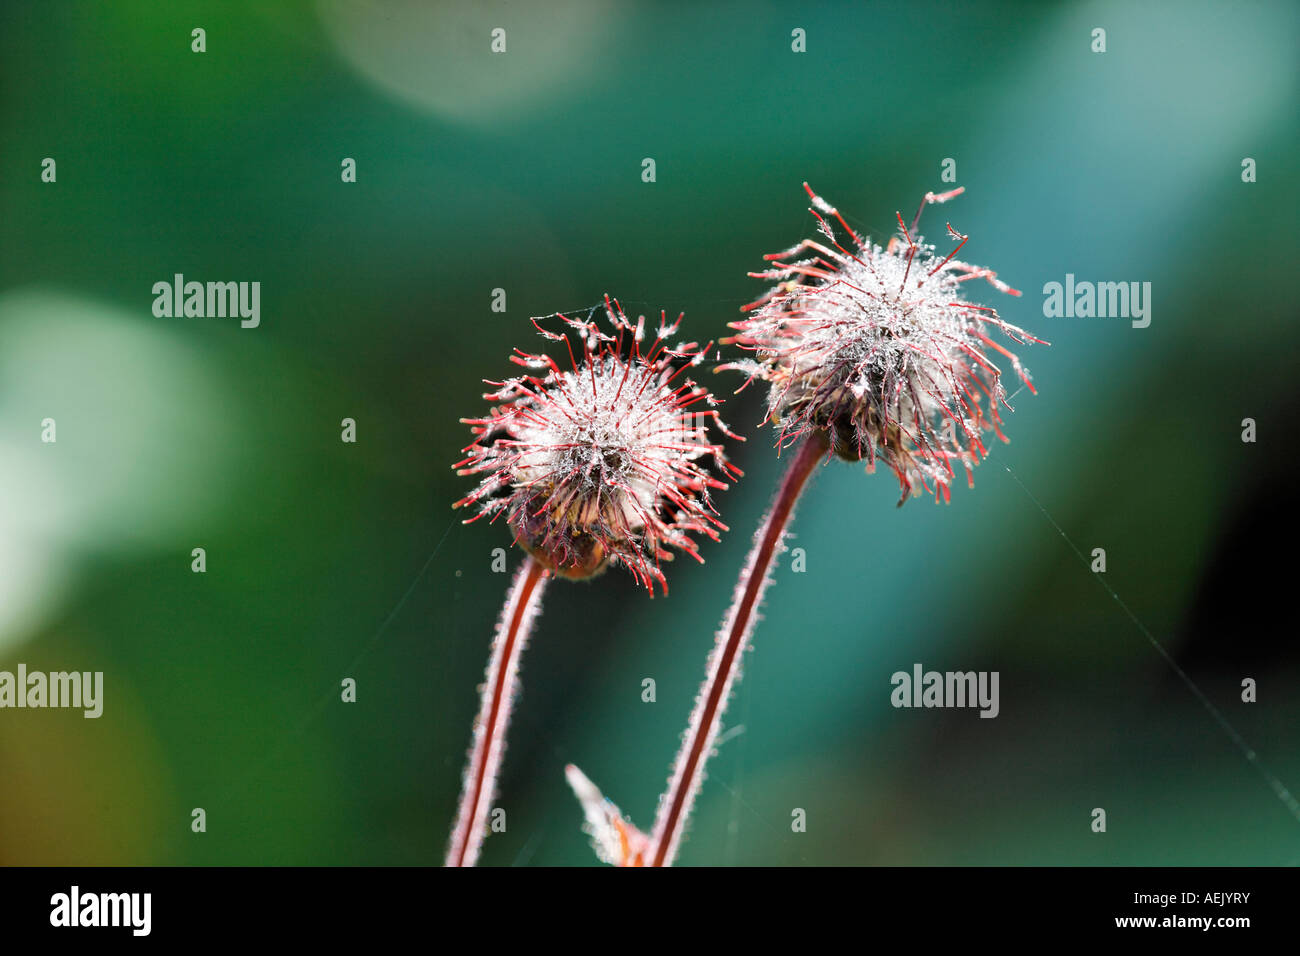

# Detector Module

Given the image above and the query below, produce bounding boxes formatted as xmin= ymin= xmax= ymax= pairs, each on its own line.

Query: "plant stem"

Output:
xmin=649 ymin=430 xmax=828 ymax=866
xmin=445 ymin=555 xmax=548 ymax=867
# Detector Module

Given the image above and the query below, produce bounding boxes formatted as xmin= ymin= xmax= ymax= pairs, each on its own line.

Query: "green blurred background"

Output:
xmin=2 ymin=0 xmax=1297 ymax=865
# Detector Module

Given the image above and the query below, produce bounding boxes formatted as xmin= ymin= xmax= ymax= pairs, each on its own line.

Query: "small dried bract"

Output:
xmin=725 ymin=184 xmax=1045 ymax=504
xmin=455 ymin=296 xmax=740 ymax=593
xmin=564 ymin=764 xmax=648 ymax=867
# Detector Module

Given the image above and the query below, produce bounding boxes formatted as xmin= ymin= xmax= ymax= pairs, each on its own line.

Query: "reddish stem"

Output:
xmin=445 ymin=556 xmax=548 ymax=866
xmin=650 ymin=430 xmax=828 ymax=866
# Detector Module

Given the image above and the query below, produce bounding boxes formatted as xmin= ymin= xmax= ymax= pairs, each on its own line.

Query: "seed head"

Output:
xmin=725 ymin=184 xmax=1045 ymax=504
xmin=455 ymin=296 xmax=740 ymax=593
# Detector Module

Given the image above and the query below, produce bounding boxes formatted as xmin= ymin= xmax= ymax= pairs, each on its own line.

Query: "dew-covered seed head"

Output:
xmin=455 ymin=296 xmax=740 ymax=593
xmin=724 ymin=184 xmax=1045 ymax=504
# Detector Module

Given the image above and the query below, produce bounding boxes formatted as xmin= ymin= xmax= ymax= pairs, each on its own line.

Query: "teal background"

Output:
xmin=1 ymin=0 xmax=1297 ymax=865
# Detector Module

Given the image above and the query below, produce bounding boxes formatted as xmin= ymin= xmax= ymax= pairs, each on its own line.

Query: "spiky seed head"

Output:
xmin=724 ymin=184 xmax=1045 ymax=504
xmin=455 ymin=296 xmax=740 ymax=593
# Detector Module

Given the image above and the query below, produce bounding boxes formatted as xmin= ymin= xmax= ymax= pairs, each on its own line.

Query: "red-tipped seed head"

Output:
xmin=455 ymin=296 xmax=740 ymax=593
xmin=725 ymin=184 xmax=1046 ymax=504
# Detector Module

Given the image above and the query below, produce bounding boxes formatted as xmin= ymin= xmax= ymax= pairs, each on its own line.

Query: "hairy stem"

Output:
xmin=445 ymin=555 xmax=548 ymax=867
xmin=650 ymin=430 xmax=828 ymax=866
